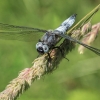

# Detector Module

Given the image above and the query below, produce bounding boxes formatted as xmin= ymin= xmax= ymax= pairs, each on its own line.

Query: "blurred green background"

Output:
xmin=0 ymin=0 xmax=100 ymax=100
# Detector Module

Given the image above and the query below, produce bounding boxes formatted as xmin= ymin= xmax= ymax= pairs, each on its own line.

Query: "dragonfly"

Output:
xmin=0 ymin=14 xmax=100 ymax=56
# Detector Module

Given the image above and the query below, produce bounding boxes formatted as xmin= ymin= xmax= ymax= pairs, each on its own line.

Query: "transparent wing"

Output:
xmin=0 ymin=23 xmax=48 ymax=41
xmin=58 ymin=33 xmax=100 ymax=56
xmin=0 ymin=23 xmax=48 ymax=32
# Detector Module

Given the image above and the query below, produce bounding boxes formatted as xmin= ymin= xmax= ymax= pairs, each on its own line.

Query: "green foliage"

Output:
xmin=0 ymin=0 xmax=100 ymax=100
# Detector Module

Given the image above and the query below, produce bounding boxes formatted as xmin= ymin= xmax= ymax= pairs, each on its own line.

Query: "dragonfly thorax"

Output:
xmin=36 ymin=42 xmax=49 ymax=54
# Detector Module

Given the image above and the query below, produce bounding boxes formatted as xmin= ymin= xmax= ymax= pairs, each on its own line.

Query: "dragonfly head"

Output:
xmin=36 ymin=42 xmax=49 ymax=54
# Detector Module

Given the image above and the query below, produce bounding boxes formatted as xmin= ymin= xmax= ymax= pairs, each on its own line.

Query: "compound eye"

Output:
xmin=43 ymin=45 xmax=49 ymax=53
xmin=36 ymin=42 xmax=43 ymax=49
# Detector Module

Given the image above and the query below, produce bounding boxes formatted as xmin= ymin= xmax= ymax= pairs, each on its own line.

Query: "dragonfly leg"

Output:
xmin=46 ymin=53 xmax=53 ymax=72
xmin=37 ymin=54 xmax=41 ymax=58
xmin=52 ymin=46 xmax=69 ymax=61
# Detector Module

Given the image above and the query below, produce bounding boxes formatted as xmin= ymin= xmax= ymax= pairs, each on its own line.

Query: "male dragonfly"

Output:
xmin=0 ymin=14 xmax=100 ymax=55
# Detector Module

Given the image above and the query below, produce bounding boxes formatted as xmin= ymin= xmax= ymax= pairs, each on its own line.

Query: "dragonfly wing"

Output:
xmin=0 ymin=31 xmax=47 ymax=42
xmin=0 ymin=23 xmax=48 ymax=41
xmin=0 ymin=23 xmax=47 ymax=32
xmin=58 ymin=33 xmax=100 ymax=56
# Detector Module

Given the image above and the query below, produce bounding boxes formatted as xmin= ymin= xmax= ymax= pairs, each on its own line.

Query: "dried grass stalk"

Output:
xmin=0 ymin=39 xmax=75 ymax=100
